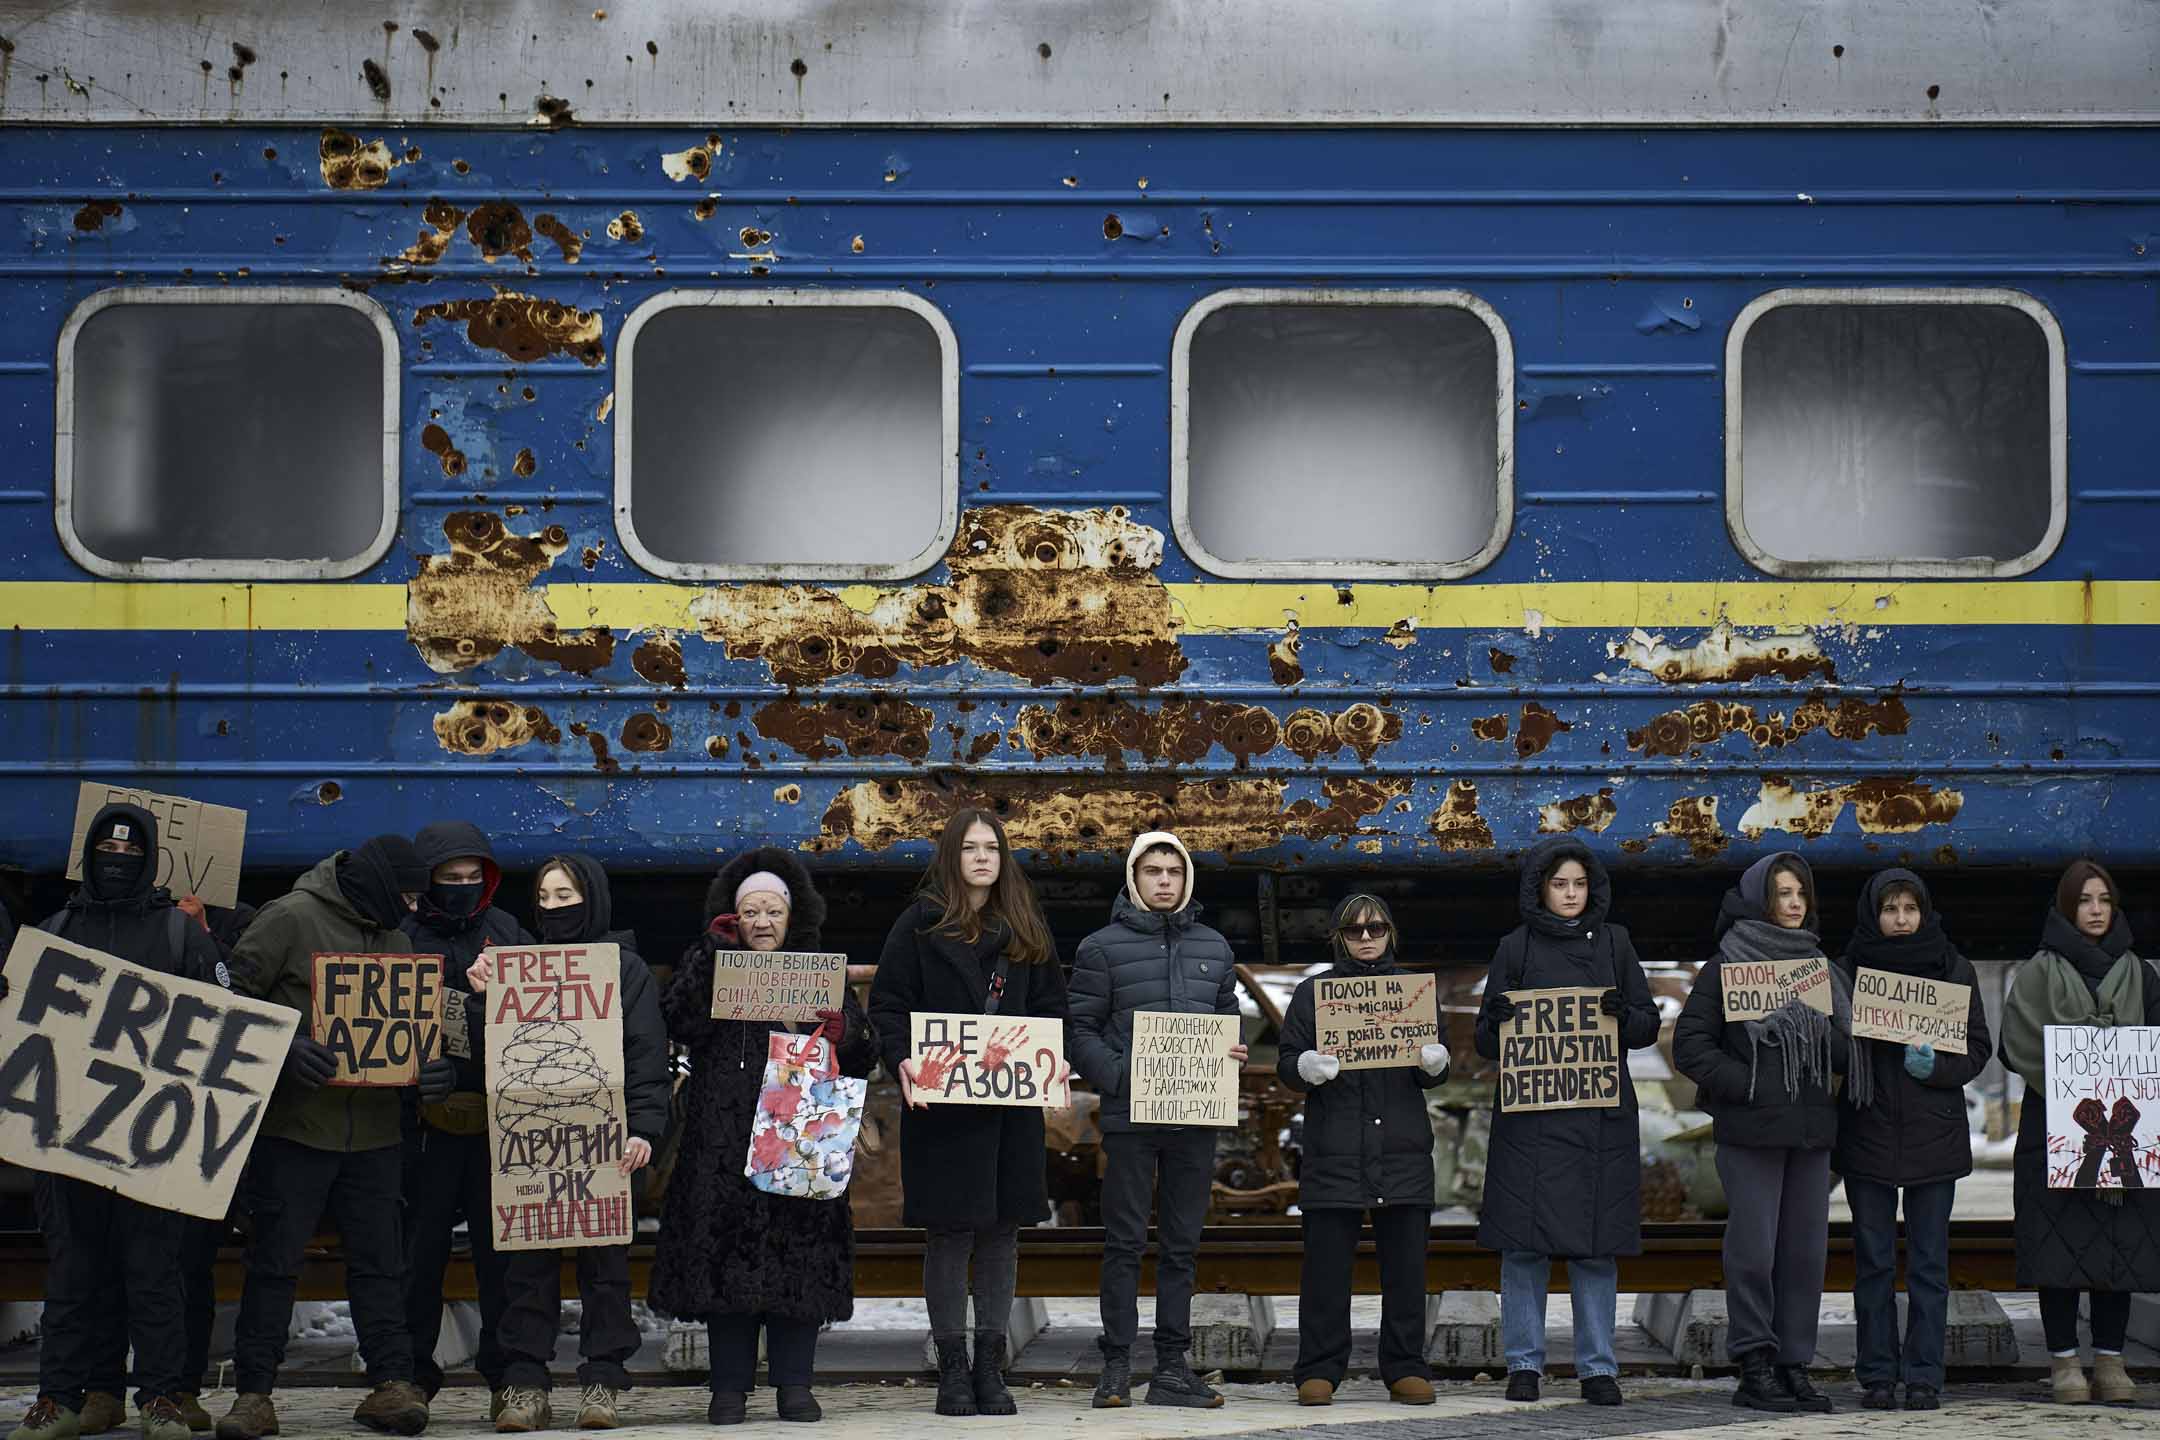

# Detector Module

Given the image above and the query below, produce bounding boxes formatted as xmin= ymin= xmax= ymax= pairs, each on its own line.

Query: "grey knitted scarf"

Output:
xmin=1720 ymin=917 xmax=1872 ymax=1110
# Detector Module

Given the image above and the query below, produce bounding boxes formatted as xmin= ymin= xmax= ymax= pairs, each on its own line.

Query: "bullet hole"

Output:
xmin=412 ymin=28 xmax=440 ymax=52
xmin=1926 ymin=83 xmax=1941 ymax=100
xmin=647 ymin=40 xmax=659 ymax=56
xmin=1102 ymin=213 xmax=1124 ymax=240
xmin=1832 ymin=43 xmax=1845 ymax=57
xmin=452 ymin=158 xmax=470 ymax=174
xmin=694 ymin=198 xmax=718 ymax=221
xmin=739 ymin=226 xmax=773 ymax=247
xmin=790 ymin=57 xmax=807 ymax=76
xmin=534 ymin=94 xmax=575 ymax=127
xmin=512 ymin=448 xmax=537 ymax=478
xmin=851 ymin=234 xmax=865 ymax=253
xmin=316 ymin=780 xmax=343 ymax=805
xmin=200 ymin=59 xmax=213 ymax=74
xmin=1038 ymin=41 xmax=1052 ymax=58
xmin=361 ymin=59 xmax=391 ymax=101
xmin=521 ymin=386 xmax=536 ymax=401
xmin=232 ymin=42 xmax=256 ymax=67
xmin=383 ymin=19 xmax=398 ymax=32
xmin=263 ymin=146 xmax=277 ymax=160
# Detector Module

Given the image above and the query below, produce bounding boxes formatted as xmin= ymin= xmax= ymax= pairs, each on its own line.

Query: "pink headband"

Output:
xmin=734 ymin=871 xmax=792 ymax=907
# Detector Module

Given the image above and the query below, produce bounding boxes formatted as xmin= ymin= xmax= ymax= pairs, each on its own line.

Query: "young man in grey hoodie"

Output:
xmin=1068 ymin=832 xmax=1246 ymax=1410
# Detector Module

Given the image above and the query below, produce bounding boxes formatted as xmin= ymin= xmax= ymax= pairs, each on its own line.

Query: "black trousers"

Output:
xmin=88 ymin=1216 xmax=225 ymax=1396
xmin=707 ymin=1313 xmax=820 ymax=1393
xmin=34 ymin=1176 xmax=188 ymax=1408
xmin=232 ymin=1138 xmax=413 ymax=1394
xmin=1098 ymin=1127 xmax=1216 ymax=1359
xmin=498 ymin=1246 xmax=639 ymax=1391
xmin=1847 ymin=1178 xmax=1955 ymax=1389
xmin=403 ymin=1127 xmax=510 ymax=1393
xmin=1294 ymin=1205 xmax=1432 ymax=1387
xmin=2041 ymin=1288 xmax=2133 ymax=1354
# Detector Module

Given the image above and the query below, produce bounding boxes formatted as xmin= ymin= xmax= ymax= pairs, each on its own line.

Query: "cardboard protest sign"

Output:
xmin=482 ymin=944 xmax=634 ymax=1250
xmin=2044 ymin=1025 xmax=2160 ymax=1190
xmin=442 ymin=989 xmax=472 ymax=1061
xmin=1497 ymin=987 xmax=1621 ymax=1114
xmin=1720 ymin=955 xmax=1833 ymax=1022
xmin=0 ymin=927 xmax=294 ymax=1219
xmin=907 ymin=1013 xmax=1071 ymax=1108
xmin=1850 ymin=970 xmax=1971 ymax=1054
xmin=1313 ymin=972 xmax=1440 ymax=1070
xmin=310 ymin=954 xmax=442 ymax=1087
xmin=709 ymin=949 xmax=848 ymax=1023
xmin=67 ymin=783 xmax=248 ymax=910
xmin=1128 ymin=1011 xmax=1240 ymax=1127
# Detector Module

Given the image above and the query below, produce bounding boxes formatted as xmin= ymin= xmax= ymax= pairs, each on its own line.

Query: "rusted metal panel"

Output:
xmin=3 ymin=1 xmax=2160 ymax=126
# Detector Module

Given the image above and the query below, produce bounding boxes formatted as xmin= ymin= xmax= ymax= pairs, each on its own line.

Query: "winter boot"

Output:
xmin=171 ymin=1397 xmax=210 ymax=1436
xmin=1776 ymin=1364 xmax=1834 ymax=1413
xmin=493 ymin=1388 xmax=551 ymax=1434
xmin=932 ymin=1335 xmax=976 ymax=1417
xmin=574 ymin=1386 xmax=620 ymax=1430
xmin=8 ymin=1398 xmax=80 ymax=1440
xmin=1388 ymin=1376 xmax=1436 ymax=1405
xmin=1861 ymin=1383 xmax=1896 ymax=1410
xmin=1732 ymin=1350 xmax=1796 ymax=1412
xmin=2093 ymin=1353 xmax=2139 ymax=1405
xmin=774 ymin=1387 xmax=821 ymax=1424
xmin=704 ymin=1392 xmax=746 ymax=1426
xmin=212 ymin=1395 xmax=276 ymax=1440
xmin=1504 ymin=1371 xmax=1540 ymax=1402
xmin=1295 ymin=1379 xmax=1334 ymax=1406
xmin=1145 ymin=1355 xmax=1223 ymax=1409
xmin=77 ymin=1396 xmax=123 ymax=1437
xmin=971 ymin=1331 xmax=1018 ymax=1416
xmin=1091 ymin=1349 xmax=1131 ymax=1409
xmin=1904 ymin=1384 xmax=1939 ymax=1410
xmin=351 ymin=1381 xmax=429 ymax=1437
xmin=137 ymin=1398 xmax=190 ymax=1440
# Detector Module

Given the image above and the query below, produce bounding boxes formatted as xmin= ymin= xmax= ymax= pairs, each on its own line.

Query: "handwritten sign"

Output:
xmin=67 ymin=784 xmax=248 ymax=910
xmin=1850 ymin=970 xmax=1971 ymax=1054
xmin=442 ymin=989 xmax=472 ymax=1061
xmin=709 ymin=949 xmax=848 ymax=1023
xmin=907 ymin=1013 xmax=1070 ymax=1108
xmin=1129 ymin=1011 xmax=1240 ymax=1127
xmin=1498 ymin=987 xmax=1621 ymax=1114
xmin=482 ymin=944 xmax=633 ymax=1250
xmin=1313 ymin=973 xmax=1439 ymax=1070
xmin=2044 ymin=1025 xmax=2160 ymax=1190
xmin=1720 ymin=955 xmax=1832 ymax=1022
xmin=310 ymin=954 xmax=441 ymax=1087
xmin=0 ymin=927 xmax=294 ymax=1219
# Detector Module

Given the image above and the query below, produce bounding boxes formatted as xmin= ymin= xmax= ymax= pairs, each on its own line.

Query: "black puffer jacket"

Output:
xmin=1474 ymin=838 xmax=1660 ymax=1258
xmin=1834 ymin=869 xmax=1992 ymax=1188
xmin=1069 ymin=883 xmax=1239 ymax=1132
xmin=41 ymin=802 xmax=224 ymax=988
xmin=1277 ymin=895 xmax=1444 ymax=1211
xmin=652 ymin=848 xmax=877 ymax=1324
xmin=400 ymin=821 xmax=534 ymax=1094
xmin=532 ymin=853 xmax=670 ymax=1147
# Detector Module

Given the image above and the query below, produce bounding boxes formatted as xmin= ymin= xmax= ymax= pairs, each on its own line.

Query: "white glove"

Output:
xmin=1297 ymin=1051 xmax=1341 ymax=1086
xmin=1419 ymin=1042 xmax=1451 ymax=1077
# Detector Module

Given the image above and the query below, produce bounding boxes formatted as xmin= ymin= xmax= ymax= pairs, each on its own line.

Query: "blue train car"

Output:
xmin=0 ymin=1 xmax=2156 ymax=953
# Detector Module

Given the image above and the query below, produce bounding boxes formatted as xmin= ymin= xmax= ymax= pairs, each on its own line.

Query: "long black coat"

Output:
xmin=868 ymin=896 xmax=1069 ymax=1229
xmin=1277 ymin=954 xmax=1445 ymax=1211
xmin=1474 ymin=838 xmax=1660 ymax=1259
xmin=1068 ymin=894 xmax=1239 ymax=1133
xmin=650 ymin=848 xmax=877 ymax=1324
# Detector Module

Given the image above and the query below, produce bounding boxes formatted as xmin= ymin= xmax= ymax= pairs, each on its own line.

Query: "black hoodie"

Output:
xmin=401 ymin=821 xmax=533 ymax=1094
xmin=531 ymin=853 xmax=669 ymax=1146
xmin=39 ymin=802 xmax=223 ymax=988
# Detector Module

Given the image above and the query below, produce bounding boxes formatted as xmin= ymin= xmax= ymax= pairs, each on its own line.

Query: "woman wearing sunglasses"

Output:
xmin=1277 ymin=894 xmax=1450 ymax=1407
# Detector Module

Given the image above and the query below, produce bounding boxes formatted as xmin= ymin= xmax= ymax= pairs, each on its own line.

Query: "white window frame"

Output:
xmin=1169 ymin=287 xmax=1515 ymax=581
xmin=613 ymin=289 xmax=961 ymax=582
xmin=1725 ymin=286 xmax=2068 ymax=580
xmin=54 ymin=286 xmax=400 ymax=581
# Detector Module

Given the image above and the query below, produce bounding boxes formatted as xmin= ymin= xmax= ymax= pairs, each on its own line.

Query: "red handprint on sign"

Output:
xmin=913 ymin=1041 xmax=961 ymax=1093
xmin=980 ymin=1024 xmax=1028 ymax=1073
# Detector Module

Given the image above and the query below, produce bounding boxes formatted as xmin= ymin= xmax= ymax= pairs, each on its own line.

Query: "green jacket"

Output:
xmin=233 ymin=853 xmax=416 ymax=1153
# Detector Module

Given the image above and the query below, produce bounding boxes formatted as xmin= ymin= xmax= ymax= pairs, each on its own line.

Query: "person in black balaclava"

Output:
xmin=398 ymin=823 xmax=531 ymax=1415
xmin=5 ymin=804 xmax=226 ymax=1440
xmin=219 ymin=836 xmax=447 ymax=1440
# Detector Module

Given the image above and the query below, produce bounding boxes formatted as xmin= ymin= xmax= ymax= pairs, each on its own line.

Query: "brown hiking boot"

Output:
xmin=351 ymin=1383 xmax=428 ymax=1437
xmin=1389 ymin=1376 xmax=1436 ymax=1405
xmin=212 ymin=1395 xmax=276 ymax=1440
xmin=1296 ymin=1378 xmax=1334 ymax=1406
xmin=76 ymin=1395 xmax=123 ymax=1437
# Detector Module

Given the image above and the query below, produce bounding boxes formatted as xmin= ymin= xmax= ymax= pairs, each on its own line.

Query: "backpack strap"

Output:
xmin=167 ymin=907 xmax=189 ymax=969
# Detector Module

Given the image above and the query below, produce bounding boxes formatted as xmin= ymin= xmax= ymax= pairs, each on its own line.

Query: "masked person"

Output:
xmin=398 ymin=824 xmax=532 ymax=1415
xmin=2000 ymin=861 xmax=2160 ymax=1406
xmin=1277 ymin=893 xmax=1450 ymax=1408
xmin=478 ymin=855 xmax=668 ymax=1432
xmin=6 ymin=805 xmax=227 ymax=1440
xmin=1068 ymin=832 xmax=1245 ymax=1410
xmin=1674 ymin=853 xmax=1855 ymax=1415
xmin=653 ymin=848 xmax=877 ymax=1426
xmin=869 ymin=812 xmax=1069 ymax=1419
xmin=1474 ymin=838 xmax=1659 ymax=1408
xmin=217 ymin=836 xmax=452 ymax=1440
xmin=1833 ymin=869 xmax=1993 ymax=1412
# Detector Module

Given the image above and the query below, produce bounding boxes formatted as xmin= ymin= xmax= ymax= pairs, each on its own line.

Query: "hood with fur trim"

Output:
xmin=1124 ymin=830 xmax=1194 ymax=914
xmin=706 ymin=846 xmax=826 ymax=951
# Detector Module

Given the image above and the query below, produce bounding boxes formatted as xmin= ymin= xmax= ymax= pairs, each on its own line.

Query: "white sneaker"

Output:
xmin=574 ymin=1386 xmax=619 ymax=1431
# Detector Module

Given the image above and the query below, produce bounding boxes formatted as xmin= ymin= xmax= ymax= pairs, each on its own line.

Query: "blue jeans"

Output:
xmin=1501 ymin=1251 xmax=1618 ymax=1378
xmin=1846 ymin=1178 xmax=1955 ymax=1389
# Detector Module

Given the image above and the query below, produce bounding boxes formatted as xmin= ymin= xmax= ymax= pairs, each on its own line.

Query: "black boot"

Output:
xmin=972 ymin=1331 xmax=1018 ymax=1416
xmin=1733 ymin=1350 xmax=1797 ymax=1412
xmin=1776 ymin=1365 xmax=1834 ymax=1413
xmin=1092 ymin=1348 xmax=1131 ymax=1409
xmin=933 ymin=1335 xmax=976 ymax=1417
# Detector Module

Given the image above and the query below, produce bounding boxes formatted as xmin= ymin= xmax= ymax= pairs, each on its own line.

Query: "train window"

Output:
xmin=1171 ymin=289 xmax=1514 ymax=580
xmin=56 ymin=289 xmax=399 ymax=580
xmin=1727 ymin=289 xmax=2066 ymax=577
xmin=614 ymin=290 xmax=958 ymax=580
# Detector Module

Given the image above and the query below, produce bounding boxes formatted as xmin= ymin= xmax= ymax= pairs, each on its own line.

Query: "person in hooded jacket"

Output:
xmin=1276 ymin=893 xmax=1450 ymax=1409
xmin=1834 ymin=868 xmax=1993 ymax=1412
xmin=1673 ymin=852 xmax=1854 ymax=1415
xmin=397 ymin=822 xmax=533 ymax=1414
xmin=1474 ymin=837 xmax=1660 ymax=1408
xmin=5 ymin=805 xmax=226 ymax=1440
xmin=654 ymin=847 xmax=877 ymax=1426
xmin=475 ymin=855 xmax=668 ymax=1433
xmin=218 ymin=836 xmax=453 ymax=1440
xmin=1067 ymin=831 xmax=1246 ymax=1411
xmin=1999 ymin=860 xmax=2160 ymax=1406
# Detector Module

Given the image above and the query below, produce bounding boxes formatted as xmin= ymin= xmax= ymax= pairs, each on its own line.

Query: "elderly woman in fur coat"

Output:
xmin=651 ymin=848 xmax=877 ymax=1427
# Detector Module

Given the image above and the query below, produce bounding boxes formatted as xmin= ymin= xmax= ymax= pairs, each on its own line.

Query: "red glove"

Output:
xmin=812 ymin=1008 xmax=846 ymax=1048
xmin=708 ymin=913 xmax=741 ymax=946
xmin=176 ymin=894 xmax=212 ymax=932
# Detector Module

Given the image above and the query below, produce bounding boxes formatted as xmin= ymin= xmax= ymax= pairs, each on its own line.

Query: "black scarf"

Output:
xmin=337 ymin=835 xmax=426 ymax=931
xmin=1845 ymin=868 xmax=1956 ymax=982
xmin=2043 ymin=907 xmax=2136 ymax=990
